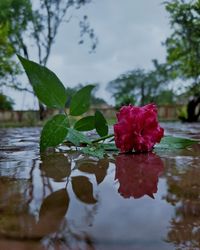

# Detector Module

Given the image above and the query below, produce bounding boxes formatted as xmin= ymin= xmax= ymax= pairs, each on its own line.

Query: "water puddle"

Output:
xmin=0 ymin=123 xmax=200 ymax=249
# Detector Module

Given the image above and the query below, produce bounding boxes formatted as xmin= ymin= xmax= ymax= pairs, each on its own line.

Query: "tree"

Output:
xmin=107 ymin=65 xmax=171 ymax=107
xmin=0 ymin=93 xmax=14 ymax=110
xmin=0 ymin=0 xmax=33 ymax=90
xmin=0 ymin=0 xmax=97 ymax=118
xmin=164 ymin=0 xmax=200 ymax=121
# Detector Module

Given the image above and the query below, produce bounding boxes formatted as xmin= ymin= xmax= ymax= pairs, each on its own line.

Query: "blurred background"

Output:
xmin=1 ymin=0 xmax=200 ymax=126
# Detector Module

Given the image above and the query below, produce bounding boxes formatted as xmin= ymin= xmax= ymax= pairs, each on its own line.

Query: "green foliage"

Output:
xmin=94 ymin=110 xmax=108 ymax=137
xmin=40 ymin=114 xmax=69 ymax=152
xmin=0 ymin=0 xmax=32 ymax=88
xmin=107 ymin=67 xmax=172 ymax=106
xmin=66 ymin=128 xmax=91 ymax=146
xmin=65 ymin=84 xmax=107 ymax=108
xmin=70 ymin=85 xmax=95 ymax=116
xmin=0 ymin=0 xmax=96 ymax=93
xmin=18 ymin=56 xmax=199 ymax=155
xmin=154 ymin=90 xmax=177 ymax=105
xmin=164 ymin=0 xmax=200 ymax=90
xmin=18 ymin=55 xmax=68 ymax=108
xmin=155 ymin=136 xmax=197 ymax=150
xmin=82 ymin=145 xmax=105 ymax=159
xmin=115 ymin=94 xmax=135 ymax=109
xmin=74 ymin=116 xmax=95 ymax=131
xmin=0 ymin=93 xmax=14 ymax=111
xmin=0 ymin=24 xmax=20 ymax=88
xmin=177 ymin=105 xmax=188 ymax=121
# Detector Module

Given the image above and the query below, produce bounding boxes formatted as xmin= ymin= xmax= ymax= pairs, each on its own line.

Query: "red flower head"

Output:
xmin=115 ymin=153 xmax=164 ymax=199
xmin=114 ymin=104 xmax=164 ymax=153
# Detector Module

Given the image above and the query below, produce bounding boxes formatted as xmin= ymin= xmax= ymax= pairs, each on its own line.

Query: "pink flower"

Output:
xmin=115 ymin=153 xmax=164 ymax=199
xmin=114 ymin=104 xmax=164 ymax=153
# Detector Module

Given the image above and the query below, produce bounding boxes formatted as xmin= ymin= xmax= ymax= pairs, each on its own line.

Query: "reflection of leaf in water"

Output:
xmin=40 ymin=153 xmax=71 ymax=182
xmin=115 ymin=153 xmax=164 ymax=199
xmin=72 ymin=176 xmax=97 ymax=204
xmin=77 ymin=159 xmax=109 ymax=185
xmin=37 ymin=188 xmax=69 ymax=235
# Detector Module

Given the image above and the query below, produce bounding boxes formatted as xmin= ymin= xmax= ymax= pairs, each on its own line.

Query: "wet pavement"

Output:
xmin=0 ymin=123 xmax=200 ymax=250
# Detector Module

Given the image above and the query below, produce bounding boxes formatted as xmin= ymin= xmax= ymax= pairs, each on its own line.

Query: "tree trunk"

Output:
xmin=39 ymin=102 xmax=46 ymax=121
xmin=186 ymin=96 xmax=200 ymax=122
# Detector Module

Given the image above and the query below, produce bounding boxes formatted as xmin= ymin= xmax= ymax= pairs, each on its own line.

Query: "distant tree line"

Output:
xmin=107 ymin=61 xmax=175 ymax=109
xmin=107 ymin=0 xmax=200 ymax=122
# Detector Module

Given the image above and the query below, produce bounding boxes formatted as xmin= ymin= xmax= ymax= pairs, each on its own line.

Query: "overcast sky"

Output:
xmin=4 ymin=0 xmax=171 ymax=110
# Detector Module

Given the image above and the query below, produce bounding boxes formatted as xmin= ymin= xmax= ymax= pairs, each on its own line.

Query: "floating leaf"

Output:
xmin=69 ymin=85 xmax=95 ymax=116
xmin=71 ymin=176 xmax=97 ymax=204
xmin=74 ymin=116 xmax=95 ymax=131
xmin=66 ymin=128 xmax=91 ymax=146
xmin=18 ymin=55 xmax=67 ymax=108
xmin=155 ymin=135 xmax=198 ymax=150
xmin=95 ymin=110 xmax=108 ymax=137
xmin=82 ymin=145 xmax=105 ymax=158
xmin=40 ymin=114 xmax=69 ymax=151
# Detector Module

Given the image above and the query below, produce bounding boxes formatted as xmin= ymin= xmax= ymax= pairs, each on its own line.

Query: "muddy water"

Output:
xmin=0 ymin=123 xmax=200 ymax=250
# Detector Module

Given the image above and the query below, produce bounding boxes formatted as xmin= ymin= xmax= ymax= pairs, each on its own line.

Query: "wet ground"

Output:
xmin=0 ymin=122 xmax=200 ymax=250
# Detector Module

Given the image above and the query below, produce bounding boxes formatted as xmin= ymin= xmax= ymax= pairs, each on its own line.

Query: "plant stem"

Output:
xmin=92 ymin=134 xmax=114 ymax=143
xmin=64 ymin=109 xmax=71 ymax=127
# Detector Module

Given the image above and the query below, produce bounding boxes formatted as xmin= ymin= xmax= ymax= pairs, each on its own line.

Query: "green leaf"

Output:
xmin=95 ymin=110 xmax=108 ymax=137
xmin=40 ymin=114 xmax=69 ymax=151
xmin=82 ymin=145 xmax=105 ymax=158
xmin=155 ymin=135 xmax=198 ymax=150
xmin=102 ymin=143 xmax=118 ymax=151
xmin=74 ymin=116 xmax=95 ymax=131
xmin=66 ymin=128 xmax=91 ymax=146
xmin=18 ymin=55 xmax=67 ymax=108
xmin=69 ymin=85 xmax=95 ymax=116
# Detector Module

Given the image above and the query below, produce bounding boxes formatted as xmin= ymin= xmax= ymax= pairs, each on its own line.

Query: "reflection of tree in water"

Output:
xmin=163 ymin=155 xmax=200 ymax=249
xmin=0 ymin=149 xmax=110 ymax=249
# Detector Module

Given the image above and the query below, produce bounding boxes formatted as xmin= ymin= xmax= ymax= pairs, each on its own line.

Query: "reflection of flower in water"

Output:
xmin=115 ymin=153 xmax=164 ymax=199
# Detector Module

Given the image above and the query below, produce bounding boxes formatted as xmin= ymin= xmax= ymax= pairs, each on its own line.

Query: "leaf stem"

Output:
xmin=92 ymin=134 xmax=114 ymax=143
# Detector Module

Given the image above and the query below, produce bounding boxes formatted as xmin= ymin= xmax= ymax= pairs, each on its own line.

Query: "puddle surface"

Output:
xmin=0 ymin=123 xmax=200 ymax=250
